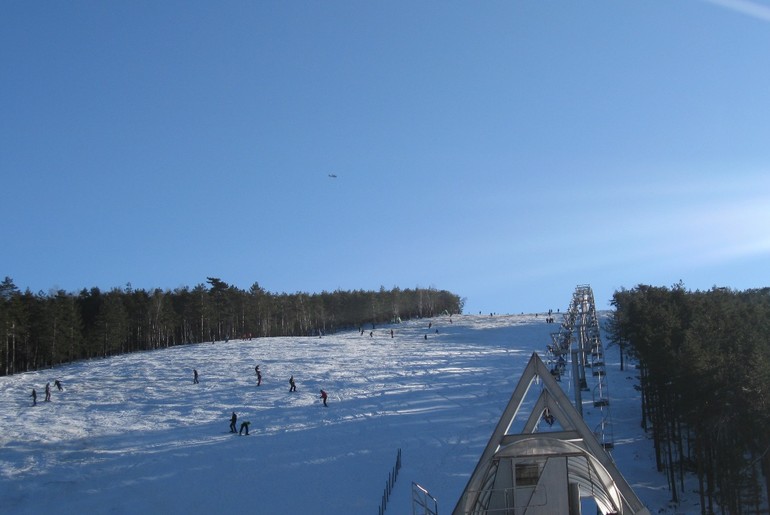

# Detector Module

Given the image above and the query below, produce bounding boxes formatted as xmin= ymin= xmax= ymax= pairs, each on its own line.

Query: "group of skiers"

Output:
xmin=359 ymin=322 xmax=449 ymax=342
xmin=30 ymin=320 xmax=444 ymax=411
xmin=29 ymin=380 xmax=63 ymax=406
xmin=230 ymin=412 xmax=250 ymax=435
xmin=210 ymin=365 xmax=330 ymax=435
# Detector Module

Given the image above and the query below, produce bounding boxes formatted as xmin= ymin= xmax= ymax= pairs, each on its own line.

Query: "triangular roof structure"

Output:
xmin=452 ymin=352 xmax=649 ymax=515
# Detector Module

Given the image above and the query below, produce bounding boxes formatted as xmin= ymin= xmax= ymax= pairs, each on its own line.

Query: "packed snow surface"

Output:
xmin=0 ymin=314 xmax=696 ymax=514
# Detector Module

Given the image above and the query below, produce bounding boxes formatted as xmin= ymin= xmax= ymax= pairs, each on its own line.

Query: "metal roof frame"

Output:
xmin=452 ymin=352 xmax=649 ymax=515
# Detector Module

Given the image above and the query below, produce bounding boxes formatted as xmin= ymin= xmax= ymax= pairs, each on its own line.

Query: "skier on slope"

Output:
xmin=30 ymin=388 xmax=37 ymax=406
xmin=239 ymin=421 xmax=250 ymax=435
xmin=230 ymin=412 xmax=238 ymax=433
xmin=289 ymin=375 xmax=296 ymax=392
xmin=320 ymin=389 xmax=328 ymax=407
xmin=54 ymin=380 xmax=63 ymax=391
xmin=193 ymin=369 xmax=199 ymax=384
xmin=45 ymin=382 xmax=51 ymax=402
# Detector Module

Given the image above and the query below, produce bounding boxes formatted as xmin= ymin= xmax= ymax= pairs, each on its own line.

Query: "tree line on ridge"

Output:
xmin=0 ymin=276 xmax=463 ymax=377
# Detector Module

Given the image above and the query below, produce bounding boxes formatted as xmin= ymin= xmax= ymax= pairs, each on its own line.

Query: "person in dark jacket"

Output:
xmin=54 ymin=380 xmax=63 ymax=391
xmin=30 ymin=388 xmax=37 ymax=406
xmin=320 ymin=389 xmax=328 ymax=407
xmin=230 ymin=412 xmax=238 ymax=433
xmin=45 ymin=382 xmax=51 ymax=402
xmin=239 ymin=421 xmax=250 ymax=435
xmin=289 ymin=376 xmax=296 ymax=392
xmin=193 ymin=369 xmax=199 ymax=384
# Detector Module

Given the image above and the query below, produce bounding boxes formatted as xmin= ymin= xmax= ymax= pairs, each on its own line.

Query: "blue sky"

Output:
xmin=2 ymin=1 xmax=770 ymax=314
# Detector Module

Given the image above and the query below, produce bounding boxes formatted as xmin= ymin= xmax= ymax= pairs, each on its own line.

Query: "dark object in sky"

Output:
xmin=328 ymin=173 xmax=337 ymax=178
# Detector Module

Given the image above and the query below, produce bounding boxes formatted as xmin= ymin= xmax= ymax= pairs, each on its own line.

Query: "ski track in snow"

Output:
xmin=0 ymin=314 xmax=694 ymax=514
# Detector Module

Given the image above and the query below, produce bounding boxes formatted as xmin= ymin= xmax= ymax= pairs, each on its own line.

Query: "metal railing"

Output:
xmin=412 ymin=482 xmax=439 ymax=515
xmin=378 ymin=448 xmax=402 ymax=515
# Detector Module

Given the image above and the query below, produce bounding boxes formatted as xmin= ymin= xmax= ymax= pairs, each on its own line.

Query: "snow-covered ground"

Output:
xmin=0 ymin=314 xmax=699 ymax=514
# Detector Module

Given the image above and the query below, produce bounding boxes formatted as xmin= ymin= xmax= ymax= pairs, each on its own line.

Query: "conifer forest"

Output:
xmin=609 ymin=284 xmax=770 ymax=514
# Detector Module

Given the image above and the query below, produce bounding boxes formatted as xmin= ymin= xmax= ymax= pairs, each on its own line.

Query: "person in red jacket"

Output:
xmin=319 ymin=389 xmax=328 ymax=407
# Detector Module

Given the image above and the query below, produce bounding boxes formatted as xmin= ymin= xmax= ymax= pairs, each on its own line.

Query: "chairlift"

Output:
xmin=542 ymin=407 xmax=555 ymax=426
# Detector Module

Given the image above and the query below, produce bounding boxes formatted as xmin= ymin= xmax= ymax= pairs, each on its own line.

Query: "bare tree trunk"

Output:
xmin=51 ymin=317 xmax=57 ymax=366
xmin=4 ymin=323 xmax=8 ymax=376
xmin=764 ymin=452 xmax=770 ymax=515
xmin=11 ymin=322 xmax=16 ymax=375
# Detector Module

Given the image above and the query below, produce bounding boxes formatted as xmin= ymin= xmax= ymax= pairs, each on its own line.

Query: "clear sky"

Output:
xmin=2 ymin=1 xmax=770 ymax=314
